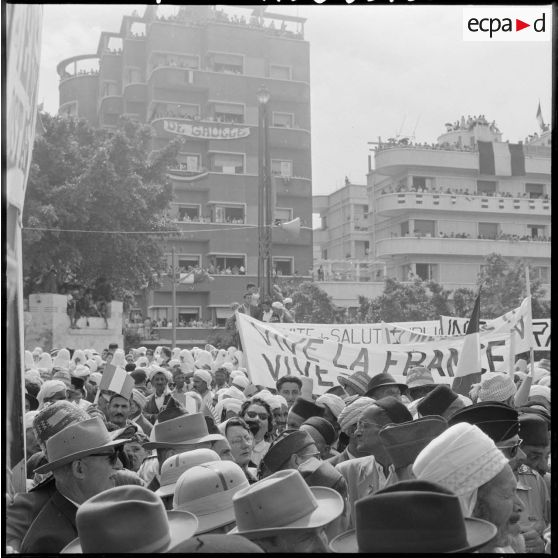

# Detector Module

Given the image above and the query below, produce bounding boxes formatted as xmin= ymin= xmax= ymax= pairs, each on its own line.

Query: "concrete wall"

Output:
xmin=24 ymin=293 xmax=123 ymax=353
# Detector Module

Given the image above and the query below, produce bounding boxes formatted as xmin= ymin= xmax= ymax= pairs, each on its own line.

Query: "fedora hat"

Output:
xmin=229 ymin=469 xmax=343 ymax=538
xmin=519 ymin=414 xmax=549 ymax=446
xmin=61 ymin=485 xmax=198 ymax=553
xmin=448 ymin=402 xmax=519 ymax=443
xmin=365 ymin=373 xmax=408 ymax=398
xmin=374 ymin=395 xmax=413 ymax=424
xmin=329 ymin=480 xmax=497 ymax=553
xmin=144 ymin=413 xmax=224 ymax=450
xmin=155 ymin=448 xmax=220 ymax=498
xmin=169 ymin=533 xmax=264 ymax=553
xmin=289 ymin=397 xmax=324 ymax=423
xmin=173 ymin=461 xmax=249 ymax=534
xmin=379 ymin=416 xmax=448 ymax=469
xmin=262 ymin=430 xmax=316 ymax=475
xmin=337 ymin=371 xmax=371 ymax=396
xmin=34 ymin=417 xmax=130 ymax=474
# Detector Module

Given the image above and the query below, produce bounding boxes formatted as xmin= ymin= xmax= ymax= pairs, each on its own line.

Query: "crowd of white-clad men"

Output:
xmin=8 ymin=340 xmax=551 ymax=553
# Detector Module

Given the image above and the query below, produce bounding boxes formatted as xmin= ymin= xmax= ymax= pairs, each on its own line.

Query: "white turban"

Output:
xmin=231 ymin=375 xmax=249 ymax=390
xmin=168 ymin=359 xmax=181 ymax=369
xmin=52 ymin=348 xmax=70 ymax=370
xmin=25 ymin=350 xmax=35 ymax=371
xmin=25 ymin=369 xmax=43 ymax=387
xmin=194 ymin=350 xmax=214 ymax=371
xmin=37 ymin=353 xmax=53 ymax=374
xmin=37 ymin=380 xmax=68 ymax=408
xmin=193 ymin=368 xmax=213 ymax=387
xmin=413 ymin=423 xmax=508 ymax=517
xmin=529 ymin=384 xmax=550 ymax=403
xmin=316 ymin=393 xmax=346 ymax=419
xmin=268 ymin=394 xmax=288 ymax=411
xmin=148 ymin=366 xmax=172 ymax=383
xmin=214 ymin=397 xmax=243 ymax=424
xmin=85 ymin=359 xmax=98 ymax=373
xmin=213 ymin=349 xmax=228 ymax=369
xmin=219 ymin=386 xmax=246 ymax=403
xmin=135 ymin=356 xmax=149 ymax=369
xmin=111 ymin=349 xmax=127 ymax=369
xmin=89 ymin=372 xmax=103 ymax=386
xmin=337 ymin=397 xmax=375 ymax=434
xmin=72 ymin=364 xmax=91 ymax=379
xmin=72 ymin=349 xmax=86 ymax=366
xmin=179 ymin=349 xmax=195 ymax=374
xmin=171 ymin=347 xmax=181 ymax=360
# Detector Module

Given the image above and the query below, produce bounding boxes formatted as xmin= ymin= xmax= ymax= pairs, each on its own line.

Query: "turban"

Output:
xmin=52 ymin=369 xmax=72 ymax=388
xmin=32 ymin=346 xmax=43 ymax=357
xmin=529 ymin=385 xmax=550 ymax=403
xmin=135 ymin=356 xmax=149 ymax=369
xmin=268 ymin=394 xmax=288 ymax=411
xmin=168 ymin=359 xmax=181 ymax=369
xmin=89 ymin=372 xmax=103 ymax=386
xmin=214 ymin=398 xmax=243 ymax=423
xmin=72 ymin=364 xmax=91 ymax=379
xmin=316 ymin=393 xmax=345 ymax=419
xmin=131 ymin=389 xmax=148 ymax=409
xmin=72 ymin=349 xmax=86 ymax=366
xmin=413 ymin=423 xmax=508 ymax=517
xmin=111 ymin=349 xmax=127 ymax=369
xmin=179 ymin=349 xmax=195 ymax=374
xmin=25 ymin=369 xmax=43 ymax=388
xmin=85 ymin=359 xmax=98 ymax=373
xmin=193 ymin=369 xmax=213 ymax=387
xmin=220 ymin=386 xmax=246 ymax=402
xmin=219 ymin=362 xmax=234 ymax=373
xmin=476 ymin=373 xmax=516 ymax=403
xmin=25 ymin=350 xmax=35 ymax=371
xmin=37 ymin=353 xmax=53 ymax=374
xmin=194 ymin=350 xmax=213 ymax=370
xmin=213 ymin=349 xmax=228 ymax=368
xmin=171 ymin=347 xmax=181 ymax=359
xmin=337 ymin=397 xmax=375 ymax=434
xmin=514 ymin=359 xmax=528 ymax=372
xmin=36 ymin=380 xmax=68 ymax=408
xmin=52 ymin=348 xmax=71 ymax=369
xmin=231 ymin=375 xmax=249 ymax=390
xmin=536 ymin=375 xmax=550 ymax=388
xmin=148 ymin=366 xmax=172 ymax=383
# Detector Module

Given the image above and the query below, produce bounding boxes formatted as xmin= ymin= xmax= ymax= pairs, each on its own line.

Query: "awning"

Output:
xmin=216 ymin=308 xmax=234 ymax=319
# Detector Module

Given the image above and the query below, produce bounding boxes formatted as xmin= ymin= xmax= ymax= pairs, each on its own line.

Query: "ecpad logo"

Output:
xmin=463 ymin=7 xmax=551 ymax=42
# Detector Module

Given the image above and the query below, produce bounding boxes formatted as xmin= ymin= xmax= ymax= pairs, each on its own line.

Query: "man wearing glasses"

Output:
xmin=20 ymin=417 xmax=129 ymax=553
xmin=449 ymin=402 xmax=550 ymax=553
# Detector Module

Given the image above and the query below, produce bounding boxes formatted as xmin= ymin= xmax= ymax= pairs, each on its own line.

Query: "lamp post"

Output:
xmin=257 ymin=85 xmax=272 ymax=299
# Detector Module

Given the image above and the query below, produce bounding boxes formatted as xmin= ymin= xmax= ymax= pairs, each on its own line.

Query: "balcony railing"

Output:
xmin=376 ymin=191 xmax=551 ymax=215
xmin=376 ymin=236 xmax=551 ymax=259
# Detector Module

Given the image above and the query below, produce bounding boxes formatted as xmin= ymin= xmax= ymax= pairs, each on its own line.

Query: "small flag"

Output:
xmin=536 ymin=102 xmax=545 ymax=132
xmin=99 ymin=364 xmax=134 ymax=400
xmin=452 ymin=291 xmax=482 ymax=397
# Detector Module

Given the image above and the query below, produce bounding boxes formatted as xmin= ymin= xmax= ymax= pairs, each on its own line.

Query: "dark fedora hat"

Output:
xmin=289 ymin=397 xmax=324 ymax=422
xmin=379 ymin=416 xmax=448 ymax=469
xmin=517 ymin=404 xmax=551 ymax=425
xmin=262 ymin=430 xmax=315 ymax=475
xmin=519 ymin=414 xmax=549 ymax=446
xmin=364 ymin=373 xmax=408 ymax=398
xmin=448 ymin=402 xmax=518 ymax=443
xmin=374 ymin=396 xmax=413 ymax=425
xmin=417 ymin=384 xmax=459 ymax=417
xmin=329 ymin=480 xmax=497 ymax=553
xmin=301 ymin=416 xmax=336 ymax=446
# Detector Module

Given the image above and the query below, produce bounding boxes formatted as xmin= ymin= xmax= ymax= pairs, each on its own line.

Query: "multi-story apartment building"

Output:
xmin=56 ymin=5 xmax=313 ymax=339
xmin=369 ymin=119 xmax=551 ymax=295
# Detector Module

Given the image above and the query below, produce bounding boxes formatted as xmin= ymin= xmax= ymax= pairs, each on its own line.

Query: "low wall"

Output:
xmin=24 ymin=293 xmax=123 ymax=353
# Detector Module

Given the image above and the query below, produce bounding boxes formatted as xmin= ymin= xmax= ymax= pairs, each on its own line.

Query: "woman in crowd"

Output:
xmin=239 ymin=397 xmax=273 ymax=468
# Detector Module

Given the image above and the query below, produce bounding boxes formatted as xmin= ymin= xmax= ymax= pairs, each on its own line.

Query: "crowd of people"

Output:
xmin=381 ymin=183 xmax=551 ymax=201
xmin=375 ymin=138 xmax=476 ymax=152
xmin=444 ymin=114 xmax=500 ymax=133
xmin=9 ymin=332 xmax=550 ymax=553
xmin=391 ymin=231 xmax=551 ymax=242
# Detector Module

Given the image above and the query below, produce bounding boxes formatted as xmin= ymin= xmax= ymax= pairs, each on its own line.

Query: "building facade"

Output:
xmin=56 ymin=6 xmax=313 ymax=340
xmin=369 ymin=119 xmax=551 ymax=295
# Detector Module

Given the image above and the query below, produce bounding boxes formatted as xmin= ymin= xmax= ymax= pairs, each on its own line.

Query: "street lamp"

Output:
xmin=257 ymin=85 xmax=272 ymax=299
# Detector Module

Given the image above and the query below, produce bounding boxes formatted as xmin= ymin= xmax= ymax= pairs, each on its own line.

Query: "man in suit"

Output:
xmin=20 ymin=417 xmax=128 ymax=553
xmin=335 ymin=397 xmax=412 ymax=527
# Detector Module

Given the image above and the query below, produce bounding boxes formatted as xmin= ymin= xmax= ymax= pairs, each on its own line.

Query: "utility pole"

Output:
xmin=171 ymin=245 xmax=177 ymax=348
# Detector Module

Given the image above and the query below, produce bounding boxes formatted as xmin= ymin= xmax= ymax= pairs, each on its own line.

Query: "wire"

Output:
xmin=22 ymin=225 xmax=257 ymax=235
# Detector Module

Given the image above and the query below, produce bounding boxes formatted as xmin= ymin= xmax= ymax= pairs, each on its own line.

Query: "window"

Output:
xmin=413 ymin=220 xmax=435 ymax=237
xmin=176 ymin=205 xmax=200 ymax=221
xmin=478 ymin=222 xmax=499 ymax=239
xmin=177 ymin=307 xmax=200 ymax=326
xmin=271 ymin=159 xmax=292 ymax=178
xmin=274 ymin=207 xmax=293 ymax=223
xmin=172 ymin=154 xmax=200 ymax=172
xmin=321 ymin=216 xmax=328 ymax=230
xmin=212 ymin=102 xmax=244 ymax=124
xmin=149 ymin=307 xmax=169 ymax=322
xmin=176 ymin=255 xmax=201 ymax=269
xmin=270 ymin=65 xmax=291 ymax=80
xmin=273 ymin=258 xmax=293 ymax=276
xmin=213 ymin=205 xmax=245 ymax=224
xmin=212 ymin=255 xmax=246 ymax=273
xmin=126 ymin=67 xmax=143 ymax=84
xmin=59 ymin=102 xmax=78 ymax=118
xmin=415 ymin=263 xmax=437 ymax=281
xmin=412 ymin=176 xmax=427 ymax=189
xmin=210 ymin=53 xmax=243 ymax=74
xmin=525 ymin=183 xmax=545 ymax=199
xmin=322 ymin=249 xmax=328 ymax=260
xmin=477 ymin=180 xmax=497 ymax=195
xmin=102 ymin=81 xmax=119 ymax=97
xmin=209 ymin=153 xmax=244 ymax=174
xmin=272 ymin=112 xmax=294 ymax=128
xmin=532 ymin=266 xmax=549 ymax=283
xmin=527 ymin=225 xmax=545 ymax=239
xmin=400 ymin=221 xmax=410 ymax=236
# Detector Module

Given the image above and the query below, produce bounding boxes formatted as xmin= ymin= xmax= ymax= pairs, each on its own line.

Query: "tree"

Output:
xmin=22 ymin=114 xmax=181 ymax=300
xmin=452 ymin=287 xmax=477 ymax=317
xmin=477 ymin=253 xmax=549 ymax=319
xmin=280 ymin=281 xmax=337 ymax=323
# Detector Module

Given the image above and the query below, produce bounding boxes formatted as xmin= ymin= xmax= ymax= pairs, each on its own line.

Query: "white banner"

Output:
xmin=237 ymin=313 xmax=511 ymax=396
xmin=163 ymin=119 xmax=250 ymax=139
xmin=270 ymin=321 xmax=441 ymax=345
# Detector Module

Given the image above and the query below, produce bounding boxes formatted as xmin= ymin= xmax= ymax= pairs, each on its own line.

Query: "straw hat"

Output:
xmin=173 ymin=461 xmax=249 ymax=534
xmin=61 ymin=485 xmax=198 ymax=553
xmin=405 ymin=366 xmax=436 ymax=390
xmin=155 ymin=449 xmax=220 ymax=498
xmin=230 ymin=469 xmax=344 ymax=537
xmin=143 ymin=413 xmax=224 ymax=450
xmin=337 ymin=371 xmax=371 ymax=396
xmin=34 ymin=417 xmax=130 ymax=474
xmin=477 ymin=373 xmax=516 ymax=403
xmin=329 ymin=480 xmax=497 ymax=553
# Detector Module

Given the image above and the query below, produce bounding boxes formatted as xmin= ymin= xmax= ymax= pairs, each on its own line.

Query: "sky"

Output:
xmin=38 ymin=4 xmax=552 ymax=196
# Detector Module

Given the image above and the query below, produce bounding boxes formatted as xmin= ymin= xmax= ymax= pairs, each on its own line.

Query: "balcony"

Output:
xmin=375 ymin=236 xmax=551 ymax=259
xmin=374 ymin=146 xmax=478 ymax=175
xmin=376 ymin=192 xmax=551 ymax=216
